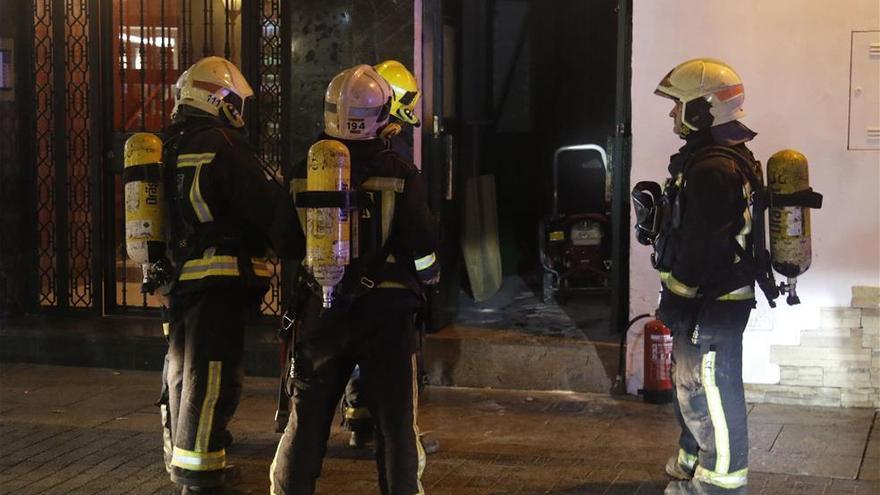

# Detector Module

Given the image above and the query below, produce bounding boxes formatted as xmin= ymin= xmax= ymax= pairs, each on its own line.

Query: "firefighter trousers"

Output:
xmin=166 ymin=286 xmax=247 ymax=488
xmin=270 ymin=290 xmax=426 ymax=495
xmin=662 ymin=301 xmax=752 ymax=494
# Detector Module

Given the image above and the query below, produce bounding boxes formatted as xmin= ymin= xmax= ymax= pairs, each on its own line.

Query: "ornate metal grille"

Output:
xmin=26 ymin=0 xmax=285 ymax=315
xmin=29 ymin=0 xmax=95 ymax=310
xmin=65 ymin=0 xmax=93 ymax=308
xmin=34 ymin=0 xmax=57 ymax=307
xmin=257 ymin=0 xmax=283 ymax=316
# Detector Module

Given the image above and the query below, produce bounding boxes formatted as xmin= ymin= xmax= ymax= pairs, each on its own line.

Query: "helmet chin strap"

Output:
xmin=379 ymin=122 xmax=402 ymax=140
xmin=221 ymin=102 xmax=245 ymax=128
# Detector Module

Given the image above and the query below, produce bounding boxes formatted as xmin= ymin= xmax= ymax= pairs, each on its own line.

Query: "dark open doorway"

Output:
xmin=422 ymin=0 xmax=625 ymax=342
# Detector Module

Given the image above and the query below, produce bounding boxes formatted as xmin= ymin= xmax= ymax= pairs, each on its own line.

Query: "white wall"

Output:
xmin=631 ymin=1 xmax=880 ymax=384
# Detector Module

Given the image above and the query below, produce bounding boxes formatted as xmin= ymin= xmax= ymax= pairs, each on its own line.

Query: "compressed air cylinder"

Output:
xmin=767 ymin=149 xmax=812 ymax=280
xmin=123 ymin=133 xmax=166 ymax=268
xmin=305 ymin=139 xmax=351 ymax=308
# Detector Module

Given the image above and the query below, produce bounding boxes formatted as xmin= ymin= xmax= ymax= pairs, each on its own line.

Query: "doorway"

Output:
xmin=423 ymin=0 xmax=622 ymax=342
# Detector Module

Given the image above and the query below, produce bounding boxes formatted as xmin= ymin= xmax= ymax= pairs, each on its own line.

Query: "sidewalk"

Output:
xmin=1 ymin=363 xmax=877 ymax=495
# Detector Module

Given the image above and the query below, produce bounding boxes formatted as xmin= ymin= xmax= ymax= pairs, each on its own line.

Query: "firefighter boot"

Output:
xmin=665 ymin=449 xmax=697 ymax=480
xmin=180 ymin=485 xmax=232 ymax=494
xmin=349 ymin=426 xmax=374 ymax=448
xmin=665 ymin=480 xmax=747 ymax=495
xmin=420 ymin=432 xmax=440 ymax=455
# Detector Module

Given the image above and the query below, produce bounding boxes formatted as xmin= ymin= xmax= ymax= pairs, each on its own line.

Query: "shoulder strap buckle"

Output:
xmin=360 ymin=276 xmax=376 ymax=289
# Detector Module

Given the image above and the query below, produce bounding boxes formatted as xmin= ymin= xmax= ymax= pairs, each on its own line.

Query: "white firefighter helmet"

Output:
xmin=324 ymin=64 xmax=393 ymax=140
xmin=655 ymin=58 xmax=745 ymax=136
xmin=172 ymin=56 xmax=254 ymax=128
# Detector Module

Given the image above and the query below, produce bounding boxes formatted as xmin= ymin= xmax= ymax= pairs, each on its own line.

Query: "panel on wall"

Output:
xmin=849 ymin=30 xmax=880 ymax=151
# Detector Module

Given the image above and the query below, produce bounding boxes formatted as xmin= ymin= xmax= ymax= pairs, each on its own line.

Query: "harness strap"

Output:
xmin=688 ymin=145 xmax=778 ymax=305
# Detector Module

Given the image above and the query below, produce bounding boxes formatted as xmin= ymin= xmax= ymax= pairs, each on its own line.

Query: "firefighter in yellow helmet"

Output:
xmin=642 ymin=58 xmax=758 ymax=495
xmin=271 ymin=64 xmax=439 ymax=495
xmin=375 ymin=59 xmax=421 ymax=129
xmin=339 ymin=60 xmax=433 ymax=452
xmin=160 ymin=56 xmax=301 ymax=494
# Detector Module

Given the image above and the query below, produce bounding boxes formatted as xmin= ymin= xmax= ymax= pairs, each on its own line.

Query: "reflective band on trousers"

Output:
xmin=195 ymin=361 xmax=222 ymax=452
xmin=414 ymin=252 xmax=437 ymax=272
xmin=171 ymin=447 xmax=226 ymax=472
xmin=411 ymin=353 xmax=426 ymax=495
xmin=701 ymin=351 xmax=732 ymax=475
xmin=177 ymin=153 xmax=217 ymax=223
xmin=695 ymin=466 xmax=748 ymax=489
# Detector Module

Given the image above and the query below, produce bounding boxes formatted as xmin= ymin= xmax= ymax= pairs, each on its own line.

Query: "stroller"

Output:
xmin=539 ymin=144 xmax=612 ymax=304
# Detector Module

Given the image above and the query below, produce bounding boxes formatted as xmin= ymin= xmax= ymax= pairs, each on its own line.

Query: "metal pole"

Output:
xmin=53 ymin=0 xmax=69 ymax=310
xmin=609 ymin=0 xmax=633 ymax=334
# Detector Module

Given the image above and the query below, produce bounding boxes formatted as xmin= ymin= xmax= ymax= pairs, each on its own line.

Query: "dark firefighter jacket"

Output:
xmin=163 ymin=116 xmax=303 ymax=299
xmin=291 ymin=134 xmax=439 ymax=302
xmin=657 ymin=121 xmax=759 ymax=311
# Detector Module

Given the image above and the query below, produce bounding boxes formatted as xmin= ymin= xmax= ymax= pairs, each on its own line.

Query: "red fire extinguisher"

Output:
xmin=642 ymin=319 xmax=674 ymax=404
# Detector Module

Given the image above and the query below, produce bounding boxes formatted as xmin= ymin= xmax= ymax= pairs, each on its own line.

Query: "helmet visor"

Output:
xmin=348 ymin=105 xmax=384 ymax=118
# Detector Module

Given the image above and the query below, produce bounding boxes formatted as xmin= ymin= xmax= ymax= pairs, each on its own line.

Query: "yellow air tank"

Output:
xmin=767 ymin=149 xmax=812 ymax=305
xmin=305 ymin=139 xmax=352 ymax=308
xmin=123 ymin=133 xmax=166 ymax=291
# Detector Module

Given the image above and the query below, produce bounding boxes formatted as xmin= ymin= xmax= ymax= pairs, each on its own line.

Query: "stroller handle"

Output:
xmin=552 ymin=144 xmax=609 ymax=217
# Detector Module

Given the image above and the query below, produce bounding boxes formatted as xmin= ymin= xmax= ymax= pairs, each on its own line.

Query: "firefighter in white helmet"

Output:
xmin=639 ymin=58 xmax=759 ymax=495
xmin=271 ymin=64 xmax=439 ymax=495
xmin=160 ymin=56 xmax=301 ymax=494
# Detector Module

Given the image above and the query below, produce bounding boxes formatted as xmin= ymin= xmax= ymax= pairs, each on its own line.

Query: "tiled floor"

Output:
xmin=0 ymin=363 xmax=877 ymax=494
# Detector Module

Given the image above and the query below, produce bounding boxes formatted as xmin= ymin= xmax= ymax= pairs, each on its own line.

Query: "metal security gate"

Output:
xmin=30 ymin=0 xmax=101 ymax=312
xmin=25 ymin=0 xmax=285 ymax=315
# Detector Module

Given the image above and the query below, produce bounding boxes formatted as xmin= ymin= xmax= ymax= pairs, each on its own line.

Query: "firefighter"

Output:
xmin=161 ymin=56 xmax=301 ymax=494
xmin=650 ymin=58 xmax=758 ymax=495
xmin=270 ymin=64 xmax=439 ymax=495
xmin=341 ymin=59 xmax=429 ymax=451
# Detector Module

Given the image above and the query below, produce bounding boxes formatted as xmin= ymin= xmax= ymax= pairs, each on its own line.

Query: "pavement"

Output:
xmin=0 ymin=363 xmax=877 ymax=495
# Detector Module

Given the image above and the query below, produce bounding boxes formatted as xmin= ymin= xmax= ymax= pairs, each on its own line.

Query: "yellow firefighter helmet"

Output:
xmin=374 ymin=60 xmax=421 ymax=127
